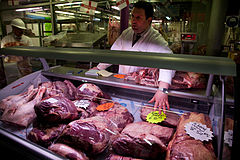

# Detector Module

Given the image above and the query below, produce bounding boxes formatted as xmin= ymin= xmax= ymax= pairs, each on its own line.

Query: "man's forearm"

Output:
xmin=158 ymin=81 xmax=170 ymax=89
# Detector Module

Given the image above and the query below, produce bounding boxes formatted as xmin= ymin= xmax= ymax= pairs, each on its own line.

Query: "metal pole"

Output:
xmin=218 ymin=76 xmax=226 ymax=160
xmin=0 ymin=12 xmax=7 ymax=88
xmin=206 ymin=0 xmax=228 ymax=56
xmin=206 ymin=74 xmax=214 ymax=97
xmin=120 ymin=6 xmax=129 ymax=34
xmin=38 ymin=22 xmax=42 ymax=47
xmin=39 ymin=58 xmax=50 ymax=71
xmin=0 ymin=56 xmax=7 ymax=88
xmin=50 ymin=0 xmax=57 ymax=35
xmin=232 ymin=64 xmax=240 ymax=160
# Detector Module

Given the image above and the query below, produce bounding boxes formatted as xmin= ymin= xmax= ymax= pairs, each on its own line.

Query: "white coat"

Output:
xmin=1 ymin=33 xmax=33 ymax=48
xmin=97 ymin=26 xmax=175 ymax=84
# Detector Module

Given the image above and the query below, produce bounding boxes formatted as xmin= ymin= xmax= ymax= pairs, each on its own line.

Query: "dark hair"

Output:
xmin=133 ymin=1 xmax=154 ymax=19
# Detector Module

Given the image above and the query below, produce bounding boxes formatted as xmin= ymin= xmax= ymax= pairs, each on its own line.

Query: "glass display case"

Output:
xmin=0 ymin=46 xmax=237 ymax=160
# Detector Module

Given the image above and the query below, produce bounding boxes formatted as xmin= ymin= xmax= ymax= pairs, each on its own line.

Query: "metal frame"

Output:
xmin=1 ymin=46 xmax=236 ymax=76
xmin=0 ymin=126 xmax=66 ymax=160
xmin=43 ymin=66 xmax=211 ymax=102
xmin=218 ymin=76 xmax=226 ymax=160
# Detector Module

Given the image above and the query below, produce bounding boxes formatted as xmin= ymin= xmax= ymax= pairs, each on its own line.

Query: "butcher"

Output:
xmin=1 ymin=18 xmax=33 ymax=77
xmin=93 ymin=1 xmax=175 ymax=112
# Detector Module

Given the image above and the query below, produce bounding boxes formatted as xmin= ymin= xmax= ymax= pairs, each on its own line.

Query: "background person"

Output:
xmin=1 ymin=18 xmax=33 ymax=77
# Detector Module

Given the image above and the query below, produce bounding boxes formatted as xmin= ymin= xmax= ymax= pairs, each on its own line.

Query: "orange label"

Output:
xmin=114 ymin=74 xmax=125 ymax=79
xmin=96 ymin=102 xmax=114 ymax=111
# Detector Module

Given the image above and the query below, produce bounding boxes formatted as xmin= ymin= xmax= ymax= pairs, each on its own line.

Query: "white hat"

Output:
xmin=11 ymin=18 xmax=26 ymax=30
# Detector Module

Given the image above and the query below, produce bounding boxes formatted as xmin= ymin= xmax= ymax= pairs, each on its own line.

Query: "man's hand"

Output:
xmin=148 ymin=81 xmax=170 ymax=113
xmin=149 ymin=90 xmax=169 ymax=112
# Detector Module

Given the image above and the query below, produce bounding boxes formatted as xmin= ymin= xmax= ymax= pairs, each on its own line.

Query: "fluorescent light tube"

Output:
xmin=55 ymin=11 xmax=74 ymax=15
xmin=16 ymin=7 xmax=42 ymax=12
xmin=56 ymin=2 xmax=82 ymax=7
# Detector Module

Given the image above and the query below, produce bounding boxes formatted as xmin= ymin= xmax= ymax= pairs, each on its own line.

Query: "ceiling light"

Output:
xmin=166 ymin=16 xmax=171 ymax=20
xmin=55 ymin=11 xmax=74 ymax=15
xmin=111 ymin=6 xmax=120 ymax=11
xmin=16 ymin=7 xmax=42 ymax=12
xmin=152 ymin=20 xmax=162 ymax=23
xmin=93 ymin=18 xmax=100 ymax=21
xmin=95 ymin=10 xmax=101 ymax=14
xmin=113 ymin=16 xmax=120 ymax=20
xmin=56 ymin=2 xmax=82 ymax=7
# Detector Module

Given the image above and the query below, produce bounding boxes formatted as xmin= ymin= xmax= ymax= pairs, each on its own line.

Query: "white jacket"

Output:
xmin=97 ymin=27 xmax=175 ymax=84
xmin=1 ymin=33 xmax=33 ymax=48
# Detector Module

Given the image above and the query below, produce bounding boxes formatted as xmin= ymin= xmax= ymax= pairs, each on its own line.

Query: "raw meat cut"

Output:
xmin=112 ymin=122 xmax=174 ymax=159
xmin=166 ymin=112 xmax=216 ymax=160
xmin=170 ymin=72 xmax=206 ymax=89
xmin=1 ymin=87 xmax=46 ymax=127
xmin=48 ymin=143 xmax=89 ymax=160
xmin=75 ymin=83 xmax=104 ymax=102
xmin=124 ymin=69 xmax=206 ymax=89
xmin=168 ymin=140 xmax=216 ymax=160
xmin=64 ymin=80 xmax=77 ymax=99
xmin=140 ymin=106 xmax=179 ymax=128
xmin=106 ymin=154 xmax=143 ymax=160
xmin=34 ymin=96 xmax=79 ymax=123
xmin=99 ymin=92 xmax=112 ymax=104
xmin=223 ymin=118 xmax=234 ymax=160
xmin=58 ymin=116 xmax=119 ymax=155
xmin=27 ymin=124 xmax=66 ymax=147
xmin=39 ymin=80 xmax=76 ymax=100
xmin=72 ymin=99 xmax=98 ymax=119
xmin=0 ymin=85 xmax=35 ymax=112
xmin=93 ymin=103 xmax=134 ymax=132
xmin=125 ymin=68 xmax=159 ymax=87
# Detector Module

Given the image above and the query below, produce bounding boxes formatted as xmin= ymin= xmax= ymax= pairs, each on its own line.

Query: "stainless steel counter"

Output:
xmin=42 ymin=66 xmax=211 ymax=101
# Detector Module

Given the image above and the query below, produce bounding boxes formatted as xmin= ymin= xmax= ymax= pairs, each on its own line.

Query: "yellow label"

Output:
xmin=146 ymin=111 xmax=166 ymax=124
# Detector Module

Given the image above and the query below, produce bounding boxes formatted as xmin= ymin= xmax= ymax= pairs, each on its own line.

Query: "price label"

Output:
xmin=114 ymin=74 xmax=125 ymax=79
xmin=74 ymin=100 xmax=90 ymax=109
xmin=224 ymin=130 xmax=233 ymax=147
xmin=44 ymin=98 xmax=58 ymax=103
xmin=146 ymin=111 xmax=166 ymax=124
xmin=96 ymin=102 xmax=114 ymax=111
xmin=185 ymin=122 xmax=213 ymax=141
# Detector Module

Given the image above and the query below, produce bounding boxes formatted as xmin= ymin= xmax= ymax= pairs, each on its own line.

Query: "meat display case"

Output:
xmin=0 ymin=46 xmax=237 ymax=160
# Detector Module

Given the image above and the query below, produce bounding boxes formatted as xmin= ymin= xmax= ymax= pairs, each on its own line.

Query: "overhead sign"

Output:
xmin=80 ymin=0 xmax=98 ymax=15
xmin=116 ymin=0 xmax=131 ymax=10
